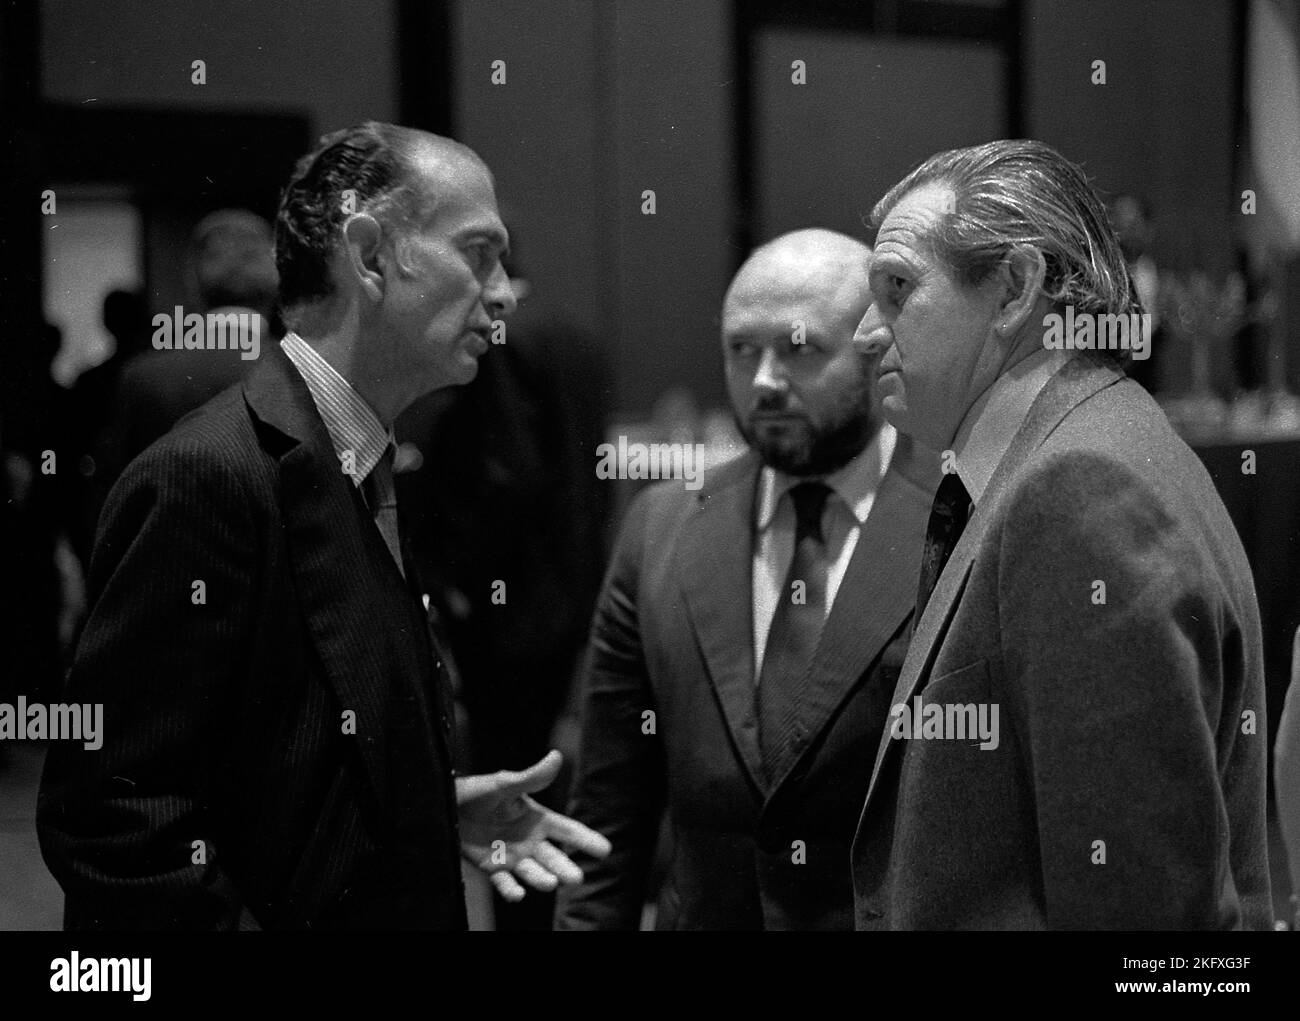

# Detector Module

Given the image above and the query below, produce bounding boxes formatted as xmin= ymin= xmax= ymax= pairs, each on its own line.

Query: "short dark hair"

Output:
xmin=274 ymin=121 xmax=430 ymax=312
xmin=871 ymin=139 xmax=1139 ymax=367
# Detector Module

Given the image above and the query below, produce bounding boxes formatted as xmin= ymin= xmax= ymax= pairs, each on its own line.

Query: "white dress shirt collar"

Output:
xmin=280 ymin=332 xmax=394 ymax=489
xmin=950 ymin=348 xmax=1074 ymax=504
xmin=756 ymin=421 xmax=896 ymax=530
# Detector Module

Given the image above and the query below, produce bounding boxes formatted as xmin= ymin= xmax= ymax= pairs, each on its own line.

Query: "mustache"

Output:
xmin=748 ymin=394 xmax=804 ymax=417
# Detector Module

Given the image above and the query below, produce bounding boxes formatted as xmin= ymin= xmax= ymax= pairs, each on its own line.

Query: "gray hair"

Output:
xmin=871 ymin=139 xmax=1138 ymax=365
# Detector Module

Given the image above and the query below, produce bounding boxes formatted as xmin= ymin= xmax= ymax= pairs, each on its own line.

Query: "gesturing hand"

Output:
xmin=456 ymin=749 xmax=612 ymax=902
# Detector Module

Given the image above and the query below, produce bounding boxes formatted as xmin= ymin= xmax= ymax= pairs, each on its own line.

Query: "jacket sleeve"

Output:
xmin=554 ymin=488 xmax=667 ymax=930
xmin=997 ymin=450 xmax=1270 ymax=929
xmin=1274 ymin=630 xmax=1300 ymax=928
xmin=37 ymin=436 xmax=260 ymax=929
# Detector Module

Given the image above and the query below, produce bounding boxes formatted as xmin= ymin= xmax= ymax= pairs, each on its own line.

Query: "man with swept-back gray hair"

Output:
xmin=850 ymin=139 xmax=1271 ymax=929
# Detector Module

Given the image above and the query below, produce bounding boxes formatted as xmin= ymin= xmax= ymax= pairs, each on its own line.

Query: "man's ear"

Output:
xmin=995 ymin=245 xmax=1047 ymax=337
xmin=341 ymin=214 xmax=385 ymax=302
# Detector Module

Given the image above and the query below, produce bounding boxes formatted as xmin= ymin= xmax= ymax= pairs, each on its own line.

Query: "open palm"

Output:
xmin=457 ymin=749 xmax=612 ymax=902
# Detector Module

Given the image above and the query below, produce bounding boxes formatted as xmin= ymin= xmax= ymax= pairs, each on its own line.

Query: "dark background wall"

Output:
xmin=452 ymin=0 xmax=736 ymax=416
xmin=40 ymin=0 xmax=398 ymax=133
xmin=450 ymin=0 xmax=1251 ymax=415
xmin=16 ymin=0 xmax=1274 ymax=418
xmin=1026 ymin=0 xmax=1237 ymax=273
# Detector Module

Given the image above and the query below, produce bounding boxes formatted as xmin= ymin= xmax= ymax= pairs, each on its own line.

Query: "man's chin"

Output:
xmin=452 ymin=351 xmax=482 ymax=384
xmin=414 ymin=360 xmax=478 ymax=398
xmin=752 ymin=438 xmax=816 ymax=475
xmin=744 ymin=422 xmax=809 ymax=471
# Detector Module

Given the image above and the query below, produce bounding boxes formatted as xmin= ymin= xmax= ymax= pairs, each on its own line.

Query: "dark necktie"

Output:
xmin=916 ymin=470 xmax=972 ymax=620
xmin=758 ymin=480 xmax=832 ymax=783
xmin=363 ymin=443 xmax=405 ymax=579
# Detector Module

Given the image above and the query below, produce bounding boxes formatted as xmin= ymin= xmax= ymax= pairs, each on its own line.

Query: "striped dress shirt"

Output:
xmin=279 ymin=332 xmax=395 ymax=486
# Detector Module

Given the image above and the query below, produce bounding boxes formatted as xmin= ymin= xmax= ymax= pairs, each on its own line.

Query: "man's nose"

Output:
xmin=485 ymin=263 xmax=517 ymax=319
xmin=753 ymin=347 xmax=787 ymax=392
xmin=853 ymin=304 xmax=890 ymax=358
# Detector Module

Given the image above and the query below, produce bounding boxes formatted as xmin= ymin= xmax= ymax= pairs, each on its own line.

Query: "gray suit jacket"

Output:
xmin=851 ymin=354 xmax=1273 ymax=929
xmin=558 ymin=437 xmax=937 ymax=929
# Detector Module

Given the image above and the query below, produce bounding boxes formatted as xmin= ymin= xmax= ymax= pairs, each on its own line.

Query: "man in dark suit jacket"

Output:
xmin=556 ymin=230 xmax=937 ymax=930
xmin=850 ymin=139 xmax=1272 ymax=929
xmin=38 ymin=121 xmax=608 ymax=929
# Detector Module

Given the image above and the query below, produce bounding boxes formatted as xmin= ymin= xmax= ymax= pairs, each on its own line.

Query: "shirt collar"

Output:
xmin=950 ymin=347 xmax=1074 ymax=504
xmin=279 ymin=332 xmax=393 ymax=488
xmin=756 ymin=421 xmax=896 ymax=531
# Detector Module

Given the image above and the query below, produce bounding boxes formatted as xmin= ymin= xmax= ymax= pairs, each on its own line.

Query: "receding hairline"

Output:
xmin=402 ymin=132 xmax=489 ymax=176
xmin=745 ymin=227 xmax=870 ymax=267
xmin=725 ymin=228 xmax=872 ymax=312
xmin=382 ymin=132 xmax=497 ymax=230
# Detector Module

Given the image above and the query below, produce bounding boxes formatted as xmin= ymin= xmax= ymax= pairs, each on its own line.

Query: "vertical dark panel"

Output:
xmin=1233 ymin=0 xmax=1248 ymax=152
xmin=399 ymin=0 xmax=454 ymax=133
xmin=0 ymin=0 xmax=43 ymax=452
xmin=592 ymin=2 xmax=623 ymax=365
xmin=734 ymin=0 xmax=1018 ymax=258
xmin=732 ymin=0 xmax=757 ymax=264
xmin=1006 ymin=0 xmax=1024 ymax=137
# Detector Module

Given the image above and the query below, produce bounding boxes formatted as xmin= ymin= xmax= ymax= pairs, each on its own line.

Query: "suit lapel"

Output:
xmin=768 ymin=431 xmax=939 ymax=789
xmin=676 ymin=454 xmax=768 ymax=792
xmin=242 ymin=344 xmax=432 ymax=812
xmin=860 ymin=354 xmax=1126 ymax=808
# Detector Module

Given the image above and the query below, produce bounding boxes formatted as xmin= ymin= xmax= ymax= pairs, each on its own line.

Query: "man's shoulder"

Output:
xmin=624 ymin=451 xmax=757 ymax=525
xmin=124 ymin=345 xmax=250 ymax=400
xmin=604 ymin=453 xmax=758 ymax=577
xmin=991 ymin=378 xmax=1241 ymax=567
xmin=116 ymin=384 xmax=266 ymax=497
xmin=1031 ymin=379 xmax=1209 ymax=497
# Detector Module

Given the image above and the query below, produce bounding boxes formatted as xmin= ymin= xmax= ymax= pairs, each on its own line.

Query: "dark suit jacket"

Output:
xmin=851 ymin=354 xmax=1273 ymax=930
xmin=38 ymin=342 xmax=467 ymax=930
xmin=556 ymin=436 xmax=937 ymax=930
xmin=397 ymin=297 xmax=611 ymax=771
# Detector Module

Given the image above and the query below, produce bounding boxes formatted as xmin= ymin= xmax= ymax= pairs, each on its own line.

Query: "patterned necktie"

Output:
xmin=363 ymin=443 xmax=405 ymax=579
xmin=916 ymin=471 xmax=971 ymax=620
xmin=758 ymin=480 xmax=832 ymax=783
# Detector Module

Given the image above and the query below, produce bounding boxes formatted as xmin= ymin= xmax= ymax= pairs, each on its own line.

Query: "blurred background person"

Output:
xmin=1275 ymin=627 xmax=1300 ymax=930
xmin=111 ymin=209 xmax=280 ymax=469
xmin=1107 ymin=193 xmax=1164 ymax=393
xmin=1 ymin=325 xmax=80 ymax=710
xmin=62 ymin=289 xmax=150 ymax=564
xmin=398 ymin=231 xmax=612 ymax=929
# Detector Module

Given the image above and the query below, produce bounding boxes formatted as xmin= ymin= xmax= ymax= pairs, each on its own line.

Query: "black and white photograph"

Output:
xmin=1 ymin=0 xmax=1298 ymax=1003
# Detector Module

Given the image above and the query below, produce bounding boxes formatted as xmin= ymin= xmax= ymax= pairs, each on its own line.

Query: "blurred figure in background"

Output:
xmin=1275 ymin=627 xmax=1300 ymax=930
xmin=112 ymin=209 xmax=279 ymax=467
xmin=63 ymin=289 xmax=151 ymax=563
xmin=1 ymin=323 xmax=84 ymax=710
xmin=398 ymin=236 xmax=612 ymax=929
xmin=1107 ymin=193 xmax=1165 ymax=393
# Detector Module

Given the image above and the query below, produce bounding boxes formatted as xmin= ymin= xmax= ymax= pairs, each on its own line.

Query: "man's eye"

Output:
xmin=730 ymin=342 xmax=757 ymax=358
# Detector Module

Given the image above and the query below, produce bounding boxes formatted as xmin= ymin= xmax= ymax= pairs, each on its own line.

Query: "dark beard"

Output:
xmin=735 ymin=388 xmax=878 ymax=476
